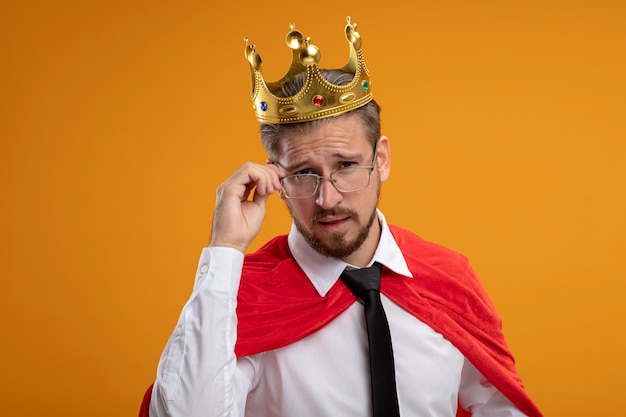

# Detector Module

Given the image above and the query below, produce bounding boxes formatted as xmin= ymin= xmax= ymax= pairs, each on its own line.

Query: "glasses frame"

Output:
xmin=279 ymin=143 xmax=379 ymax=200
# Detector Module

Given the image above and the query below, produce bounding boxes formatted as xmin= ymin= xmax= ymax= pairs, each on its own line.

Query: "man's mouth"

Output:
xmin=318 ymin=215 xmax=348 ymax=224
xmin=316 ymin=215 xmax=350 ymax=231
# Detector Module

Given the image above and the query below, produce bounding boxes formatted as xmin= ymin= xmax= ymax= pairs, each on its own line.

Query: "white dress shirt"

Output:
xmin=150 ymin=211 xmax=527 ymax=417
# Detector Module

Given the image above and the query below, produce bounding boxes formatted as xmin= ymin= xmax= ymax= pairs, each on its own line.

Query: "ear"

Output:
xmin=376 ymin=136 xmax=391 ymax=183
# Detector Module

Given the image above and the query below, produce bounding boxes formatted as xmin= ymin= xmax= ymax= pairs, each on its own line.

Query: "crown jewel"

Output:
xmin=245 ymin=16 xmax=373 ymax=124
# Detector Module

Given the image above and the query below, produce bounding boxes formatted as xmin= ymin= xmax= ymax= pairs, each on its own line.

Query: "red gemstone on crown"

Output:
xmin=312 ymin=95 xmax=324 ymax=107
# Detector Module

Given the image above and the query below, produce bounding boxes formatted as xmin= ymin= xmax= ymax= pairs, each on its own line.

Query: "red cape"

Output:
xmin=139 ymin=225 xmax=542 ymax=417
xmin=234 ymin=225 xmax=542 ymax=416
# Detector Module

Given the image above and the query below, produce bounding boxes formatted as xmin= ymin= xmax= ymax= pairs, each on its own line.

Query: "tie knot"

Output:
xmin=340 ymin=262 xmax=382 ymax=299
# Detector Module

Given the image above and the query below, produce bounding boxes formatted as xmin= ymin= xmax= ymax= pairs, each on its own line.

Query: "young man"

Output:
xmin=141 ymin=18 xmax=542 ymax=417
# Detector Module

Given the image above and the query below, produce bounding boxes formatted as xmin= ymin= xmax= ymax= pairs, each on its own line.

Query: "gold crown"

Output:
xmin=244 ymin=16 xmax=372 ymax=124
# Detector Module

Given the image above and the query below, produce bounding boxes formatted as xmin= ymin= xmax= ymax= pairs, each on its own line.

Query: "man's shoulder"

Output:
xmin=386 ymin=224 xmax=494 ymax=324
xmin=388 ymin=224 xmax=468 ymax=260
xmin=238 ymin=235 xmax=315 ymax=304
xmin=388 ymin=224 xmax=474 ymax=278
xmin=242 ymin=234 xmax=296 ymax=275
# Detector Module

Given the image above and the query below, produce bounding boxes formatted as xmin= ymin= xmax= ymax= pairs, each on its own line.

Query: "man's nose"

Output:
xmin=315 ymin=177 xmax=343 ymax=209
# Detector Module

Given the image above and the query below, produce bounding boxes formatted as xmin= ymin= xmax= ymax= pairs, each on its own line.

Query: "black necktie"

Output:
xmin=341 ymin=262 xmax=400 ymax=417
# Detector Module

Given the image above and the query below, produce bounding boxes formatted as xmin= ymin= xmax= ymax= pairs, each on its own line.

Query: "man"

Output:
xmin=140 ymin=17 xmax=542 ymax=417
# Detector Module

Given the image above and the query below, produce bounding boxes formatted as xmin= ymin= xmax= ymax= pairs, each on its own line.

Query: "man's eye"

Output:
xmin=339 ymin=162 xmax=357 ymax=169
xmin=295 ymin=168 xmax=312 ymax=175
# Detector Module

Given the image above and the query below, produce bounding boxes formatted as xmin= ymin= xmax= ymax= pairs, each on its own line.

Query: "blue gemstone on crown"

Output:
xmin=260 ymin=101 xmax=268 ymax=111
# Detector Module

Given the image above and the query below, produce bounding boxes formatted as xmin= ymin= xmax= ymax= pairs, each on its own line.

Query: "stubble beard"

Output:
xmin=289 ymin=204 xmax=378 ymax=259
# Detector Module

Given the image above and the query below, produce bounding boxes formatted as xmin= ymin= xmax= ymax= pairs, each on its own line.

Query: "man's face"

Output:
xmin=274 ymin=114 xmax=390 ymax=265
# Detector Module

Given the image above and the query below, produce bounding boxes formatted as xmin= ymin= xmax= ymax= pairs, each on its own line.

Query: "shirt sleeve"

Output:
xmin=149 ymin=247 xmax=253 ymax=417
xmin=459 ymin=359 xmax=529 ymax=417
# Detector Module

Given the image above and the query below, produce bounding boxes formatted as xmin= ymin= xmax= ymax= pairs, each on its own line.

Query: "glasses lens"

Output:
xmin=281 ymin=174 xmax=318 ymax=198
xmin=332 ymin=167 xmax=371 ymax=192
xmin=281 ymin=166 xmax=373 ymax=199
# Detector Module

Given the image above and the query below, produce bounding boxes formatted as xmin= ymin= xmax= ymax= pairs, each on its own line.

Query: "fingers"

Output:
xmin=224 ymin=162 xmax=282 ymax=201
xmin=213 ymin=162 xmax=282 ymax=221
xmin=209 ymin=162 xmax=284 ymax=253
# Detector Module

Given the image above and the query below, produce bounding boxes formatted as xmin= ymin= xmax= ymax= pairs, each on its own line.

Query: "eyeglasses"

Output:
xmin=279 ymin=144 xmax=378 ymax=200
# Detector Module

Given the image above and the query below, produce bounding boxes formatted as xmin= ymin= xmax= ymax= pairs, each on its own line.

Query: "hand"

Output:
xmin=209 ymin=162 xmax=283 ymax=253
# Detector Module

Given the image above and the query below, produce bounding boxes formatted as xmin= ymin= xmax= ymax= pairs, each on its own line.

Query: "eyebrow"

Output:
xmin=272 ymin=151 xmax=364 ymax=173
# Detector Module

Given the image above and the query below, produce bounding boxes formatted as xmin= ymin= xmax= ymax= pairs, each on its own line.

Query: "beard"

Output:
xmin=289 ymin=205 xmax=378 ymax=259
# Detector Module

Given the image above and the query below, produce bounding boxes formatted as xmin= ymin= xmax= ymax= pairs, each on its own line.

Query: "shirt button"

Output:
xmin=200 ymin=264 xmax=209 ymax=274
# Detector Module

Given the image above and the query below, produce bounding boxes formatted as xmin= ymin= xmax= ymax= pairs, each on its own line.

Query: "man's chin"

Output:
xmin=301 ymin=225 xmax=370 ymax=259
xmin=309 ymin=231 xmax=354 ymax=259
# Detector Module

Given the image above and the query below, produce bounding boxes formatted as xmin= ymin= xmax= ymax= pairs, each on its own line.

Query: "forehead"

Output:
xmin=275 ymin=114 xmax=370 ymax=160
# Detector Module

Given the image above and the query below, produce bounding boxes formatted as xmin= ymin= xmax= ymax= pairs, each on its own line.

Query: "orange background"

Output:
xmin=1 ymin=1 xmax=625 ymax=416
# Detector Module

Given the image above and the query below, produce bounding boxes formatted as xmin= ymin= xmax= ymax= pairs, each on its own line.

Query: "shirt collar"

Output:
xmin=287 ymin=209 xmax=413 ymax=296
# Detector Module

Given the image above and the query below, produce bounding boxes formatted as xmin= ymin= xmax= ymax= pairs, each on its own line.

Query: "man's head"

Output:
xmin=244 ymin=20 xmax=386 ymax=264
xmin=264 ymin=76 xmax=390 ymax=265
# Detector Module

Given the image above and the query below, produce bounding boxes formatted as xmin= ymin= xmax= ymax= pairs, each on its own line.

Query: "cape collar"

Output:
xmin=287 ymin=209 xmax=413 ymax=296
